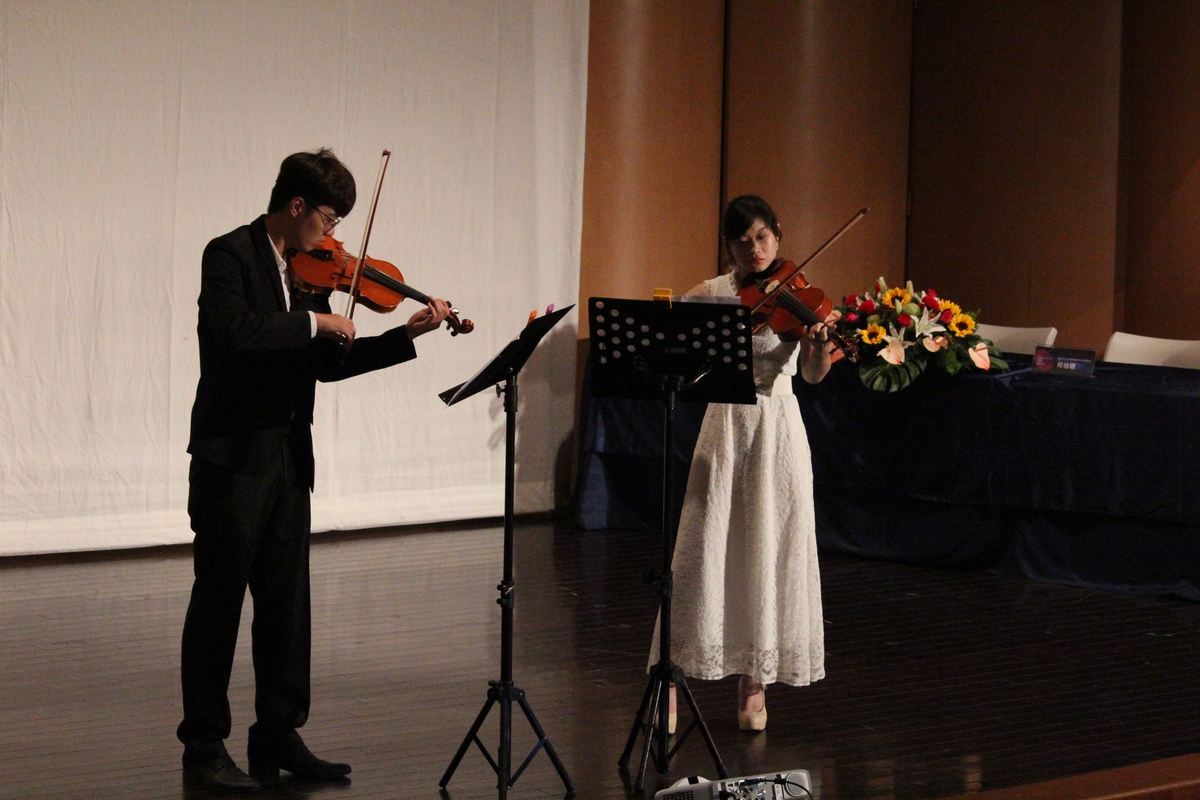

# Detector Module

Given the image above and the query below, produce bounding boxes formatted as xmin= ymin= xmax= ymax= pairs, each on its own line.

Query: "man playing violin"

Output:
xmin=178 ymin=148 xmax=450 ymax=792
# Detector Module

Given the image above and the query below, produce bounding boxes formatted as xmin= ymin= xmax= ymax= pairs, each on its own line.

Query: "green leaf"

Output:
xmin=937 ymin=347 xmax=964 ymax=377
xmin=858 ymin=356 xmax=925 ymax=392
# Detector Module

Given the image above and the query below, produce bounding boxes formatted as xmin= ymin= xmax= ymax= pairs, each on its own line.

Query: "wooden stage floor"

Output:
xmin=3 ymin=519 xmax=1200 ymax=799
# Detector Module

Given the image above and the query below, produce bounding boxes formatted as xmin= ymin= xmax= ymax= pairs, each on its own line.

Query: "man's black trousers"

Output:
xmin=178 ymin=435 xmax=312 ymax=750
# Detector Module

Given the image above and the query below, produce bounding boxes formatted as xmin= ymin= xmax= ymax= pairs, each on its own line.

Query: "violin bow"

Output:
xmin=345 ymin=149 xmax=392 ymax=319
xmin=750 ymin=206 xmax=869 ymax=314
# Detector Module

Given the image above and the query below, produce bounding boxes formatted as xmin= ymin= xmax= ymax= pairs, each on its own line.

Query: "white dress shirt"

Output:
xmin=268 ymin=236 xmax=318 ymax=339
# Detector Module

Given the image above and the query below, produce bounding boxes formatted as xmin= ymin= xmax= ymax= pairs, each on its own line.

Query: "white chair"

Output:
xmin=1103 ymin=331 xmax=1200 ymax=369
xmin=974 ymin=323 xmax=1057 ymax=355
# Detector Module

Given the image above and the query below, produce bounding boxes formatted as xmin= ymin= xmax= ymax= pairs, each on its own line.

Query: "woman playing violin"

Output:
xmin=656 ymin=195 xmax=832 ymax=732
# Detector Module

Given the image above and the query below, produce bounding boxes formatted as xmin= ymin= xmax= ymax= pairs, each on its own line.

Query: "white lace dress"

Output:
xmin=649 ymin=273 xmax=825 ymax=687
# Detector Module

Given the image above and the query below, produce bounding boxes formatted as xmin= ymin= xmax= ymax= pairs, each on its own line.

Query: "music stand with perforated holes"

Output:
xmin=588 ymin=296 xmax=756 ymax=791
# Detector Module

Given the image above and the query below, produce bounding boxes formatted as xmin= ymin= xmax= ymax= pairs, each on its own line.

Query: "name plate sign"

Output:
xmin=1033 ymin=345 xmax=1097 ymax=377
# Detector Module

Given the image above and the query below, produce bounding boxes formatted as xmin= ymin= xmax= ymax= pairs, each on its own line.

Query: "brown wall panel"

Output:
xmin=1121 ymin=2 xmax=1200 ymax=341
xmin=723 ymin=0 xmax=912 ymax=303
xmin=907 ymin=0 xmax=1122 ymax=354
xmin=577 ymin=0 xmax=726 ymax=317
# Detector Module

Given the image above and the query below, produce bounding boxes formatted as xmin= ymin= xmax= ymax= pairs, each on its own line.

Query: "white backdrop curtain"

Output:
xmin=0 ymin=0 xmax=588 ymax=555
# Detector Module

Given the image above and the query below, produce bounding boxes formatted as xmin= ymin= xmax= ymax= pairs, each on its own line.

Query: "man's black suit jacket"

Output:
xmin=188 ymin=215 xmax=417 ymax=489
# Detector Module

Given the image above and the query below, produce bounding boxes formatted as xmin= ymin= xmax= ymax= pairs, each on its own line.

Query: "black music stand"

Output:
xmin=438 ymin=305 xmax=575 ymax=800
xmin=587 ymin=296 xmax=756 ymax=791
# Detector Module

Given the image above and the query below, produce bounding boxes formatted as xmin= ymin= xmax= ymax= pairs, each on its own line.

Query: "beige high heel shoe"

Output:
xmin=738 ymin=677 xmax=767 ymax=731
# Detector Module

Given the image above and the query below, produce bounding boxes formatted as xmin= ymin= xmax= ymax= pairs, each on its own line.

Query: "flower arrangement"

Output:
xmin=833 ymin=278 xmax=1009 ymax=392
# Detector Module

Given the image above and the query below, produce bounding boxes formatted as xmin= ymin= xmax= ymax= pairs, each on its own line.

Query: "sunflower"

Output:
xmin=859 ymin=323 xmax=886 ymax=345
xmin=881 ymin=287 xmax=912 ymax=310
xmin=940 ymin=300 xmax=962 ymax=317
xmin=949 ymin=313 xmax=976 ymax=337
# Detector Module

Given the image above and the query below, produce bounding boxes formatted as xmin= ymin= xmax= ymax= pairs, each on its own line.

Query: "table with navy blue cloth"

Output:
xmin=574 ymin=357 xmax=1200 ymax=600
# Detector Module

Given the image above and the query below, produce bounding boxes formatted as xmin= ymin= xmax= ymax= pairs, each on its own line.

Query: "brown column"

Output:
xmin=1120 ymin=2 xmax=1200 ymax=341
xmin=571 ymin=0 xmax=727 ymax=503
xmin=577 ymin=0 xmax=727 ymax=315
xmin=723 ymin=0 xmax=913 ymax=303
xmin=907 ymin=0 xmax=1122 ymax=353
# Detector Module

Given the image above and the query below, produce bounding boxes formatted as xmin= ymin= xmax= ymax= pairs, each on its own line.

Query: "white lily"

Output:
xmin=912 ymin=307 xmax=947 ymax=341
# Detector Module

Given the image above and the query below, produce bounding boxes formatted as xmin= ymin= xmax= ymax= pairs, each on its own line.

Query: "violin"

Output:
xmin=290 ymin=236 xmax=474 ymax=335
xmin=737 ymin=261 xmax=858 ymax=361
xmin=734 ymin=207 xmax=869 ymax=362
xmin=290 ymin=149 xmax=473 ymax=338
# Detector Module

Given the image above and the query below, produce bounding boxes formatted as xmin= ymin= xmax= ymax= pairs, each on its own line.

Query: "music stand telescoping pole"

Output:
xmin=438 ymin=305 xmax=575 ymax=800
xmin=587 ymin=296 xmax=757 ymax=791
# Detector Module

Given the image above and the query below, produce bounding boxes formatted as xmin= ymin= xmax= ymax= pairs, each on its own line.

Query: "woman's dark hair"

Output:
xmin=267 ymin=148 xmax=356 ymax=218
xmin=721 ymin=195 xmax=782 ymax=253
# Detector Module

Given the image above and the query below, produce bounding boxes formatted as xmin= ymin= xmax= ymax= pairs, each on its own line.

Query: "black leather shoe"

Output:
xmin=247 ymin=729 xmax=351 ymax=784
xmin=182 ymin=748 xmax=261 ymax=793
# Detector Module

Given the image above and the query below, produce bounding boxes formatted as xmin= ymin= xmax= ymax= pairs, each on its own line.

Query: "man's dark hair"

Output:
xmin=267 ymin=148 xmax=356 ymax=218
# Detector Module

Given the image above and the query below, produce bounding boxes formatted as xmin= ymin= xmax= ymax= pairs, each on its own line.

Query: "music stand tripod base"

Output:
xmin=438 ymin=306 xmax=576 ymax=799
xmin=588 ymin=297 xmax=755 ymax=790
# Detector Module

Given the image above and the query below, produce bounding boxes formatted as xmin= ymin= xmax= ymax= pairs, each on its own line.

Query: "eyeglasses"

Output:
xmin=306 ymin=202 xmax=342 ymax=232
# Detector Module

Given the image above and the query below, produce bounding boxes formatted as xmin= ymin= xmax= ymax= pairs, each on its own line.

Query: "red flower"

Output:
xmin=939 ymin=308 xmax=954 ymax=323
xmin=922 ymin=295 xmax=941 ymax=311
xmin=874 ymin=281 xmax=882 ymax=293
xmin=859 ymin=299 xmax=877 ymax=314
xmin=897 ymin=313 xmax=913 ymax=327
xmin=924 ymin=289 xmax=938 ymax=299
xmin=845 ymin=312 xmax=859 ymax=323
xmin=844 ymin=295 xmax=859 ymax=308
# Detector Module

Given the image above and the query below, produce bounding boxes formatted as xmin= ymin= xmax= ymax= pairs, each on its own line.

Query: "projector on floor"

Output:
xmin=653 ymin=769 xmax=812 ymax=800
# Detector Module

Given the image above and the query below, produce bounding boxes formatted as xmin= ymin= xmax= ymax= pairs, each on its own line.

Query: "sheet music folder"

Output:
xmin=440 ymin=304 xmax=574 ymax=406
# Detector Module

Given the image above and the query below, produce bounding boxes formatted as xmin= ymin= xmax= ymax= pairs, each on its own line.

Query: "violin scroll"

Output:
xmin=445 ymin=309 xmax=474 ymax=336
